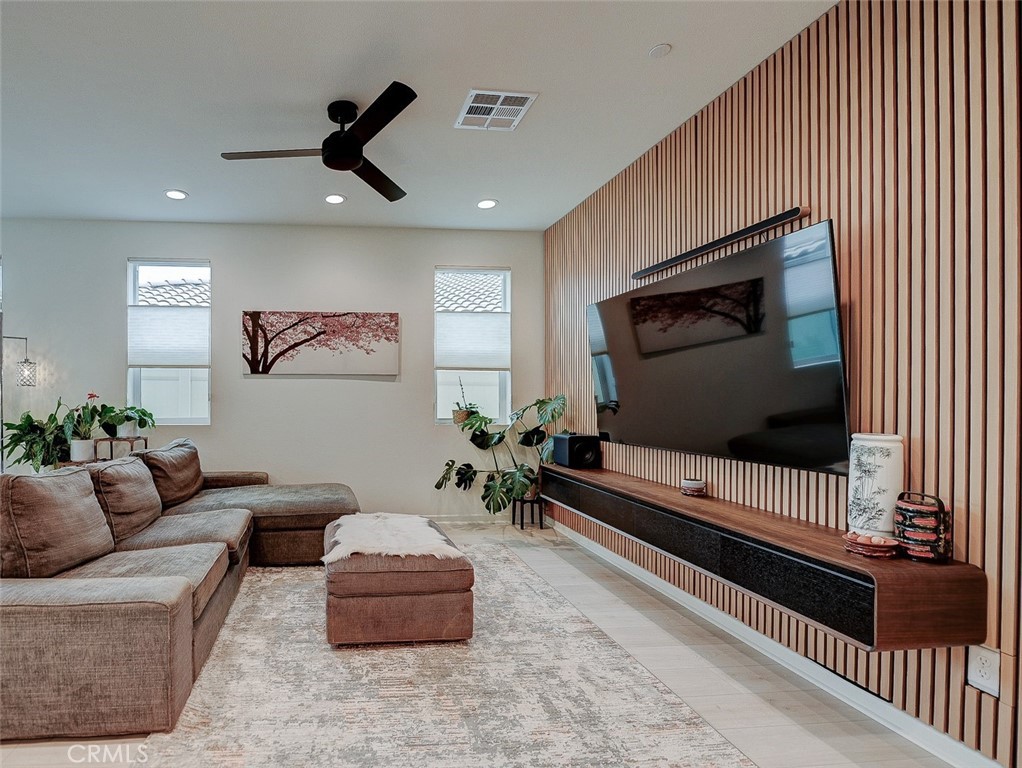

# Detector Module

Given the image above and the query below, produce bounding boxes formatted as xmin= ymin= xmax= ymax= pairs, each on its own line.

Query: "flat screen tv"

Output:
xmin=587 ymin=220 xmax=850 ymax=474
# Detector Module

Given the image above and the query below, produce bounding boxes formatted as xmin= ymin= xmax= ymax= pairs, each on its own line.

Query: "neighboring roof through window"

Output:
xmin=136 ymin=278 xmax=211 ymax=306
xmin=434 ymin=271 xmax=504 ymax=312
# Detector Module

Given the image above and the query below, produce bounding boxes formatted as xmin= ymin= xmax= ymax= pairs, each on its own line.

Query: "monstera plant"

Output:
xmin=435 ymin=393 xmax=567 ymax=515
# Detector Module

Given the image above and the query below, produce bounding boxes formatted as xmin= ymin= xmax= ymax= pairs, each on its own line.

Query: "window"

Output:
xmin=434 ymin=267 xmax=511 ymax=423
xmin=128 ymin=260 xmax=211 ymax=424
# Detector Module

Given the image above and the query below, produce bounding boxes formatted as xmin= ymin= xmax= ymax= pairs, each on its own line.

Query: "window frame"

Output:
xmin=127 ymin=258 xmax=212 ymax=426
xmin=433 ymin=265 xmax=512 ymax=426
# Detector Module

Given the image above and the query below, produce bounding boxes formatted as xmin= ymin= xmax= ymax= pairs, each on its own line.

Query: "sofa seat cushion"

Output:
xmin=57 ymin=543 xmax=228 ymax=620
xmin=167 ymin=483 xmax=359 ymax=531
xmin=88 ymin=457 xmax=163 ymax=542
xmin=115 ymin=509 xmax=252 ymax=565
xmin=0 ymin=468 xmax=115 ymax=578
xmin=323 ymin=518 xmax=474 ymax=598
xmin=131 ymin=438 xmax=204 ymax=508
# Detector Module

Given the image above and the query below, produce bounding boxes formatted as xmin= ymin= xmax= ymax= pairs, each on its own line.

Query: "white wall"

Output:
xmin=0 ymin=218 xmax=544 ymax=521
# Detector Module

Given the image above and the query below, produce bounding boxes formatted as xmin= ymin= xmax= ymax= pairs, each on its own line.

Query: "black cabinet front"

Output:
xmin=542 ymin=471 xmax=876 ymax=646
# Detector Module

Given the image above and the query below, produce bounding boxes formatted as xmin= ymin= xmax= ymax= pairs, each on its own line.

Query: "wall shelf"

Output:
xmin=540 ymin=466 xmax=987 ymax=651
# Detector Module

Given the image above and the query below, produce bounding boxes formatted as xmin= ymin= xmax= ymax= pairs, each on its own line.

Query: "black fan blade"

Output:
xmin=347 ymin=81 xmax=417 ymax=147
xmin=221 ymin=149 xmax=321 ymax=160
xmin=352 ymin=157 xmax=406 ymax=202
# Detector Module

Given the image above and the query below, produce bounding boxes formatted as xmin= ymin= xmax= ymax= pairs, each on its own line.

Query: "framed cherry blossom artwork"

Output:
xmin=629 ymin=277 xmax=765 ymax=355
xmin=242 ymin=311 xmax=399 ymax=376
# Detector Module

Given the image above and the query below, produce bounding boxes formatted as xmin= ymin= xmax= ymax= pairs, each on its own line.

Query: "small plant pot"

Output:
xmin=70 ymin=439 xmax=95 ymax=463
xmin=452 ymin=409 xmax=472 ymax=426
xmin=117 ymin=423 xmax=140 ymax=438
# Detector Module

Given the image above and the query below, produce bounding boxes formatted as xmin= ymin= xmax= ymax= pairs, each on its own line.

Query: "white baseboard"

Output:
xmin=551 ymin=520 xmax=998 ymax=768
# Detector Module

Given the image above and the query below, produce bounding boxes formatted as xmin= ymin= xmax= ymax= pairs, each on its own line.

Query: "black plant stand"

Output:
xmin=511 ymin=498 xmax=544 ymax=530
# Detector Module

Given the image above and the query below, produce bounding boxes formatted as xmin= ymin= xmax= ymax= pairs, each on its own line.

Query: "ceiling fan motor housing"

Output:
xmin=321 ymin=130 xmax=364 ymax=171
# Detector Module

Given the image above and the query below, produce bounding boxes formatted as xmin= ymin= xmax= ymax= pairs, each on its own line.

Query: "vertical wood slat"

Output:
xmin=1005 ymin=0 xmax=1022 ymax=761
xmin=917 ymin=0 xmax=938 ymax=731
xmin=929 ymin=0 xmax=955 ymax=729
xmin=544 ymin=1 xmax=1017 ymax=764
xmin=949 ymin=0 xmax=972 ymax=741
xmin=982 ymin=0 xmax=1005 ymax=668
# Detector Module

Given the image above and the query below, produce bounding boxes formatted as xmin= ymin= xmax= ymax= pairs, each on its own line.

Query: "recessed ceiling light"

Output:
xmin=648 ymin=43 xmax=672 ymax=59
xmin=164 ymin=189 xmax=188 ymax=200
xmin=325 ymin=194 xmax=346 ymax=205
xmin=477 ymin=199 xmax=498 ymax=209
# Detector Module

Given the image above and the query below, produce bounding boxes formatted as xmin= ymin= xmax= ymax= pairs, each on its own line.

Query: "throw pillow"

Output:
xmin=131 ymin=438 xmax=204 ymax=508
xmin=0 ymin=467 xmax=115 ymax=578
xmin=88 ymin=457 xmax=163 ymax=542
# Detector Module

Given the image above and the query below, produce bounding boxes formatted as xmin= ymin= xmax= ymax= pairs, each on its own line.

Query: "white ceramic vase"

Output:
xmin=70 ymin=439 xmax=95 ymax=463
xmin=847 ymin=433 xmax=904 ymax=537
xmin=117 ymin=422 xmax=139 ymax=438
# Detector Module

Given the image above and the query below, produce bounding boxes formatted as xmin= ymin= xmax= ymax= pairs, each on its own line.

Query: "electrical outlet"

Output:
xmin=967 ymin=646 xmax=1000 ymax=696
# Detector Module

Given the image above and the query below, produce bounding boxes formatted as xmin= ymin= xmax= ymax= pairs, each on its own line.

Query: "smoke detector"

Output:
xmin=455 ymin=89 xmax=538 ymax=131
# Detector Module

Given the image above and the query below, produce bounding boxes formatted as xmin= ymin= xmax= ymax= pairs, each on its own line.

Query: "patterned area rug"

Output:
xmin=146 ymin=544 xmax=754 ymax=768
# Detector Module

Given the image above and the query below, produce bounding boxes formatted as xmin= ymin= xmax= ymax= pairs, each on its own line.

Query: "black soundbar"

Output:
xmin=631 ymin=206 xmax=810 ymax=280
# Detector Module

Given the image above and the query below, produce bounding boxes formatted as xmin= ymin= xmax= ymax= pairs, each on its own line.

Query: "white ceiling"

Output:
xmin=1 ymin=1 xmax=834 ymax=232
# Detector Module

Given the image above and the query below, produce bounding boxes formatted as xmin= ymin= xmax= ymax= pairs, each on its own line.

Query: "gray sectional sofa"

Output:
xmin=0 ymin=438 xmax=359 ymax=740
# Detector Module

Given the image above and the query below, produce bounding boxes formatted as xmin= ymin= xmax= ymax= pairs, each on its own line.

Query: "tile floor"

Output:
xmin=461 ymin=522 xmax=954 ymax=768
xmin=2 ymin=521 xmax=955 ymax=768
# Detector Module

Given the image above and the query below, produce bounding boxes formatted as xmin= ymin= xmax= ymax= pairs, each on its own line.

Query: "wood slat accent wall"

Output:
xmin=543 ymin=1 xmax=1020 ymax=764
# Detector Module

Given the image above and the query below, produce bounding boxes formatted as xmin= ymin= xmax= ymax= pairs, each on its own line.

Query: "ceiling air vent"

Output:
xmin=454 ymin=89 xmax=538 ymax=131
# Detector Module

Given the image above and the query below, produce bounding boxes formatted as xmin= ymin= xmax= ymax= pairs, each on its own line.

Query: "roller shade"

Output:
xmin=128 ymin=306 xmax=210 ymax=366
xmin=435 ymin=311 xmax=510 ymax=369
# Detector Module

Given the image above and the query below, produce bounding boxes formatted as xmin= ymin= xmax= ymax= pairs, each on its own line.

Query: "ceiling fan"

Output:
xmin=221 ymin=81 xmax=417 ymax=202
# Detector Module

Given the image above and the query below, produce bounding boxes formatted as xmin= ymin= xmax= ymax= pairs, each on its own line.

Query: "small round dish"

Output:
xmin=842 ymin=531 xmax=901 ymax=558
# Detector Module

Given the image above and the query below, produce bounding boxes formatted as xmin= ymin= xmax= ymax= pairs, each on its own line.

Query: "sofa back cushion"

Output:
xmin=132 ymin=438 xmax=204 ymax=508
xmin=88 ymin=457 xmax=163 ymax=542
xmin=0 ymin=467 xmax=115 ymax=577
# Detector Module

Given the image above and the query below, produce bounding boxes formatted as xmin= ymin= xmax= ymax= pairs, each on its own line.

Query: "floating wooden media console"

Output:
xmin=540 ymin=466 xmax=987 ymax=652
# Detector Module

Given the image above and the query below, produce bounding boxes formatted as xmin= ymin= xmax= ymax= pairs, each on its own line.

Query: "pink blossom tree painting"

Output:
xmin=242 ymin=311 xmax=399 ymax=375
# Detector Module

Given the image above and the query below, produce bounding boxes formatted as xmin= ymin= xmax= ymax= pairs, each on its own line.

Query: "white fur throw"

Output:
xmin=322 ymin=513 xmax=464 ymax=562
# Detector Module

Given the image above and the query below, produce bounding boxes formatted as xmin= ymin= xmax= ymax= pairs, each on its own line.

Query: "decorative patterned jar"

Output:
xmin=894 ymin=492 xmax=953 ymax=562
xmin=847 ymin=433 xmax=904 ymax=537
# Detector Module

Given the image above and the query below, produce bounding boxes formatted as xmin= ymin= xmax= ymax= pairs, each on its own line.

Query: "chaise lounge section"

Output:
xmin=132 ymin=439 xmax=360 ymax=565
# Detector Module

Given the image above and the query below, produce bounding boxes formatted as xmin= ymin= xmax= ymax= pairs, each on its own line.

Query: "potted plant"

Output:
xmin=450 ymin=378 xmax=478 ymax=426
xmin=435 ymin=393 xmax=567 ymax=514
xmin=63 ymin=393 xmax=102 ymax=462
xmin=2 ymin=400 xmax=71 ymax=472
xmin=100 ymin=405 xmax=157 ymax=438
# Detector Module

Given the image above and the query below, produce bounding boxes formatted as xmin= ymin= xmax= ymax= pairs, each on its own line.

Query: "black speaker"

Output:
xmin=552 ymin=434 xmax=602 ymax=469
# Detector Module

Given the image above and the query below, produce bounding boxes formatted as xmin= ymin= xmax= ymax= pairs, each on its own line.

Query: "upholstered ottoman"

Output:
xmin=323 ymin=515 xmax=474 ymax=645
